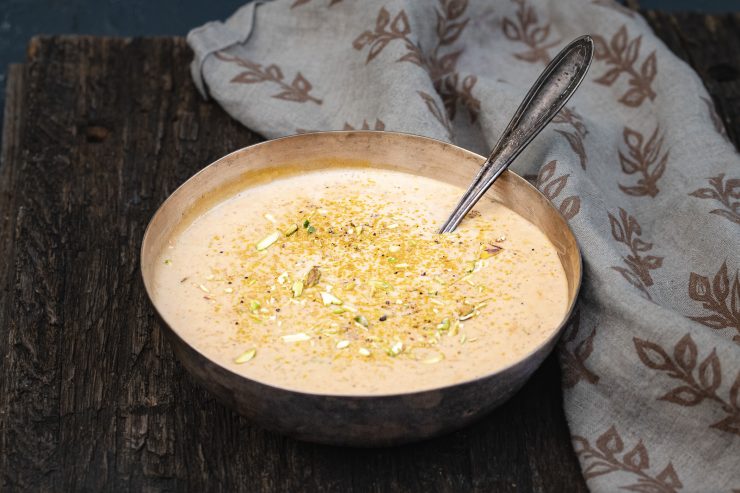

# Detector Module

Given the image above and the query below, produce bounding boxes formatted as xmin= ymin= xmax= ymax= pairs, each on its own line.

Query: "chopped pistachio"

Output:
xmin=450 ymin=321 xmax=459 ymax=336
xmin=336 ymin=340 xmax=350 ymax=349
xmin=163 ymin=259 xmax=172 ymax=265
xmin=282 ymin=332 xmax=311 ymax=343
xmin=234 ymin=348 xmax=257 ymax=364
xmin=320 ymin=292 xmax=343 ymax=305
xmin=436 ymin=318 xmax=450 ymax=331
xmin=305 ymin=266 xmax=321 ymax=287
xmin=303 ymin=219 xmax=310 ymax=228
xmin=369 ymin=279 xmax=391 ymax=291
xmin=390 ymin=341 xmax=404 ymax=355
xmin=354 ymin=315 xmax=369 ymax=328
xmin=358 ymin=347 xmax=371 ymax=356
xmin=256 ymin=231 xmax=280 ymax=251
xmin=249 ymin=300 xmax=261 ymax=311
xmin=284 ymin=223 xmax=299 ymax=236
xmin=292 ymin=280 xmax=304 ymax=297
xmin=422 ymin=353 xmax=444 ymax=364
xmin=387 ymin=257 xmax=397 ymax=264
xmin=331 ymin=306 xmax=346 ymax=314
xmin=307 ymin=225 xmax=316 ymax=234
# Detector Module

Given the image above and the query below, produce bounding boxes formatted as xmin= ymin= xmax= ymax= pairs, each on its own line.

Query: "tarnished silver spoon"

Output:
xmin=439 ymin=35 xmax=594 ymax=233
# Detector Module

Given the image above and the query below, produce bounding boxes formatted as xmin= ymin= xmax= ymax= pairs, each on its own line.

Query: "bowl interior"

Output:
xmin=141 ymin=131 xmax=581 ymax=391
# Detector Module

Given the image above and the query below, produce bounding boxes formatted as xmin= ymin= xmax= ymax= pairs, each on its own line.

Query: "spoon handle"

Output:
xmin=439 ymin=35 xmax=594 ymax=233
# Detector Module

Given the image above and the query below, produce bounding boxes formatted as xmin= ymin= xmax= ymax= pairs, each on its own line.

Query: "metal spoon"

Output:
xmin=439 ymin=35 xmax=594 ymax=233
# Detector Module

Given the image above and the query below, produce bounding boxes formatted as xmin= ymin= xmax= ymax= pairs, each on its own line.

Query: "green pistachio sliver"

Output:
xmin=256 ymin=231 xmax=280 ymax=251
xmin=389 ymin=341 xmax=404 ymax=355
xmin=423 ymin=354 xmax=444 ymax=364
xmin=163 ymin=259 xmax=172 ymax=265
xmin=331 ymin=306 xmax=346 ymax=314
xmin=249 ymin=300 xmax=261 ymax=311
xmin=354 ymin=315 xmax=369 ymax=328
xmin=305 ymin=266 xmax=321 ymax=287
xmin=234 ymin=348 xmax=256 ymax=364
xmin=284 ymin=223 xmax=299 ymax=236
xmin=292 ymin=280 xmax=304 ymax=298
xmin=449 ymin=321 xmax=459 ymax=336
xmin=436 ymin=318 xmax=450 ymax=331
xmin=369 ymin=279 xmax=391 ymax=290
xmin=307 ymin=225 xmax=316 ymax=234
xmin=387 ymin=256 xmax=397 ymax=264
xmin=282 ymin=332 xmax=311 ymax=343
xmin=303 ymin=219 xmax=310 ymax=228
xmin=320 ymin=292 xmax=343 ymax=305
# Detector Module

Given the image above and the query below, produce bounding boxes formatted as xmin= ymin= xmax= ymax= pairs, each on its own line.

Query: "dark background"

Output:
xmin=0 ymin=0 xmax=736 ymax=119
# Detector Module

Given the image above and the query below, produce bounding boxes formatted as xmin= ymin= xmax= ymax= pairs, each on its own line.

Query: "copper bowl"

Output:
xmin=140 ymin=131 xmax=581 ymax=446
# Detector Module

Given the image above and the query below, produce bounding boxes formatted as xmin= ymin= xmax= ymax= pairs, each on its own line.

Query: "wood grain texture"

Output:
xmin=644 ymin=11 xmax=740 ymax=147
xmin=0 ymin=36 xmax=584 ymax=492
xmin=1 ymin=9 xmax=738 ymax=492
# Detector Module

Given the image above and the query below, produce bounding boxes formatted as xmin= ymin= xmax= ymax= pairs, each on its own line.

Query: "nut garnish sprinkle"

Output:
xmin=191 ymin=192 xmax=514 ymax=364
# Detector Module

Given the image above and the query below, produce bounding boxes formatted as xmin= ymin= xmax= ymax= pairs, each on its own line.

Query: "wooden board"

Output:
xmin=0 ymin=10 xmax=737 ymax=492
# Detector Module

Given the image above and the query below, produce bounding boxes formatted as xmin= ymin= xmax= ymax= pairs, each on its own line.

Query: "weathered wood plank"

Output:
xmin=0 ymin=35 xmax=586 ymax=492
xmin=0 ymin=63 xmax=26 ymax=488
xmin=643 ymin=11 xmax=740 ymax=148
xmin=4 ymin=9 xmax=738 ymax=490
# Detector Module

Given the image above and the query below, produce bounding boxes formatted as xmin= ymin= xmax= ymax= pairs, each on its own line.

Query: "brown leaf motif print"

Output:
xmin=502 ymin=0 xmax=561 ymax=65
xmin=687 ymin=261 xmax=740 ymax=343
xmin=353 ymin=1 xmax=481 ymax=136
xmin=689 ymin=174 xmax=740 ymax=225
xmin=617 ymin=125 xmax=668 ymax=197
xmin=552 ymin=106 xmax=589 ymax=169
xmin=608 ymin=208 xmax=663 ymax=299
xmin=214 ymin=52 xmax=322 ymax=105
xmin=634 ymin=333 xmax=740 ymax=437
xmin=536 ymin=160 xmax=581 ymax=220
xmin=560 ymin=308 xmax=600 ymax=389
xmin=343 ymin=119 xmax=386 ymax=131
xmin=573 ymin=426 xmax=683 ymax=492
xmin=296 ymin=119 xmax=386 ymax=134
xmin=291 ymin=0 xmax=341 ymax=8
xmin=592 ymin=25 xmax=657 ymax=107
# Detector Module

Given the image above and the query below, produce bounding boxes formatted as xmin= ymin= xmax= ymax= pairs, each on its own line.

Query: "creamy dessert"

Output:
xmin=152 ymin=167 xmax=568 ymax=395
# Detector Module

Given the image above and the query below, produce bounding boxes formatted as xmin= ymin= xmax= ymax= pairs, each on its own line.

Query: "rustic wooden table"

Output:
xmin=0 ymin=11 xmax=737 ymax=492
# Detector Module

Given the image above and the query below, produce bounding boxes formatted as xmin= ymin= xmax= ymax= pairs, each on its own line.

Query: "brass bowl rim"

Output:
xmin=140 ymin=130 xmax=583 ymax=398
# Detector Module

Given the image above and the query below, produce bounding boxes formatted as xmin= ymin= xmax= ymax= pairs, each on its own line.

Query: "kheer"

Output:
xmin=152 ymin=167 xmax=568 ymax=395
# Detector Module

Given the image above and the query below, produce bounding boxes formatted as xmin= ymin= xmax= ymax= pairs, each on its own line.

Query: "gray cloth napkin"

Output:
xmin=188 ymin=0 xmax=740 ymax=490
